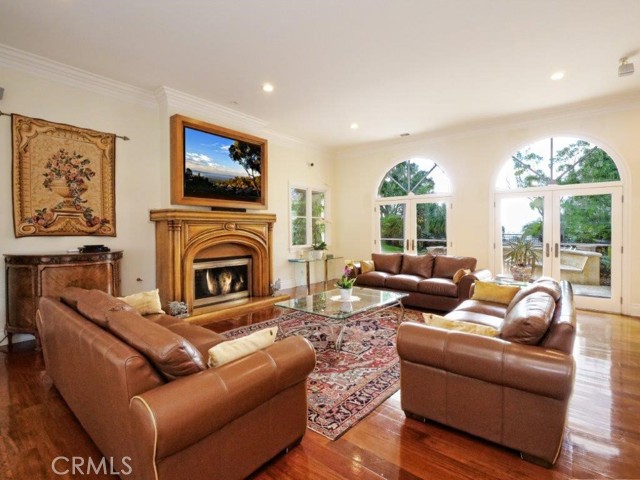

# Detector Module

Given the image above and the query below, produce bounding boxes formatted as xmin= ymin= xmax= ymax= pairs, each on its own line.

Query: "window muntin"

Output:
xmin=290 ymin=187 xmax=327 ymax=248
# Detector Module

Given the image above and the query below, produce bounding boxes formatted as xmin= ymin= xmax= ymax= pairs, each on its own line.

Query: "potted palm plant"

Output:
xmin=504 ymin=234 xmax=540 ymax=282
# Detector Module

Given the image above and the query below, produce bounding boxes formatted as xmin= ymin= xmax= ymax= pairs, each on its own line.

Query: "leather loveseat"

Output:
xmin=354 ymin=253 xmax=492 ymax=311
xmin=396 ymin=278 xmax=576 ymax=466
xmin=36 ymin=287 xmax=316 ymax=480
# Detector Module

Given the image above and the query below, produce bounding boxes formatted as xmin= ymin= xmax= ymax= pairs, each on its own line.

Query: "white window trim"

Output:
xmin=288 ymin=182 xmax=330 ymax=251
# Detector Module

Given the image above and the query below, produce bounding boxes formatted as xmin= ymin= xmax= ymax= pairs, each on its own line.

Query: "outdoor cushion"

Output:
xmin=355 ymin=271 xmax=391 ymax=288
xmin=400 ymin=254 xmax=434 ymax=278
xmin=432 ymin=255 xmax=477 ymax=279
xmin=372 ymin=253 xmax=403 ymax=274
xmin=417 ymin=278 xmax=458 ymax=297
xmin=384 ymin=274 xmax=422 ymax=292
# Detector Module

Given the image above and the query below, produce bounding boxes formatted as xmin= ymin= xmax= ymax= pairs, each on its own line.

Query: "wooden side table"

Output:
xmin=4 ymin=250 xmax=123 ymax=349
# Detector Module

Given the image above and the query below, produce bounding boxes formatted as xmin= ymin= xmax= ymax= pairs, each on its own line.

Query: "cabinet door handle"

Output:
xmin=554 ymin=243 xmax=559 ymax=258
xmin=545 ymin=243 xmax=550 ymax=258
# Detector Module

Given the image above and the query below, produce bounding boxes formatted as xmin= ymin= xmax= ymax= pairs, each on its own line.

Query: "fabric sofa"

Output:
xmin=396 ymin=278 xmax=576 ymax=466
xmin=354 ymin=253 xmax=492 ymax=311
xmin=36 ymin=287 xmax=316 ymax=480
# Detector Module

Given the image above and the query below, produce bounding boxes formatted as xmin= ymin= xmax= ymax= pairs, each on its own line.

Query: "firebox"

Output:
xmin=193 ymin=257 xmax=252 ymax=307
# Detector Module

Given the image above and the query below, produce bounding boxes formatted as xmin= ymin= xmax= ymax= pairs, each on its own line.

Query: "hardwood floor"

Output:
xmin=1 ymin=284 xmax=639 ymax=479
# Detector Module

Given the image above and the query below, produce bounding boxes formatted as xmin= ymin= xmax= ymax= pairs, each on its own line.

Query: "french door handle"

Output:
xmin=545 ymin=243 xmax=550 ymax=258
xmin=554 ymin=243 xmax=559 ymax=258
xmin=412 ymin=239 xmax=415 ymax=250
xmin=406 ymin=239 xmax=409 ymax=250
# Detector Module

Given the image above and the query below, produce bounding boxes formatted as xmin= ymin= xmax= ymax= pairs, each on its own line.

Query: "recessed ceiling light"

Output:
xmin=550 ymin=71 xmax=565 ymax=81
xmin=350 ymin=123 xmax=359 ymax=130
xmin=262 ymin=83 xmax=274 ymax=92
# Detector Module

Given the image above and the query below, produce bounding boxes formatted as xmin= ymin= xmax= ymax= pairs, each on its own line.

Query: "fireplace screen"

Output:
xmin=193 ymin=257 xmax=251 ymax=307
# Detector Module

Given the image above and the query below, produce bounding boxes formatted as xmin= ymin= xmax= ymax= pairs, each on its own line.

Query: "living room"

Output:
xmin=1 ymin=1 xmax=639 ymax=479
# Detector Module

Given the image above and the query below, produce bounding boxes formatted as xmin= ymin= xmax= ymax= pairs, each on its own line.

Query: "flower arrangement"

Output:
xmin=42 ymin=148 xmax=95 ymax=199
xmin=335 ymin=264 xmax=357 ymax=289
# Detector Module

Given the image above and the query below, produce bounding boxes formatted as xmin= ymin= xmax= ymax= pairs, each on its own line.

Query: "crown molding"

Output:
xmin=0 ymin=43 xmax=157 ymax=108
xmin=336 ymin=92 xmax=640 ymax=159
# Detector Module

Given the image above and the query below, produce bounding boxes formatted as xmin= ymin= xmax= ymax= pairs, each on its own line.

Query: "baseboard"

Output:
xmin=625 ymin=303 xmax=640 ymax=318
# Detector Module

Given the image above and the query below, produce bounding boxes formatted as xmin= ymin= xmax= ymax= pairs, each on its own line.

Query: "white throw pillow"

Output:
xmin=118 ymin=289 xmax=165 ymax=315
xmin=208 ymin=326 xmax=278 ymax=368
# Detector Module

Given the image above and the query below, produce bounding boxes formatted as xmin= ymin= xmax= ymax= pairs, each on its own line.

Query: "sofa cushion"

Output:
xmin=444 ymin=310 xmax=504 ymax=330
xmin=163 ymin=322 xmax=226 ymax=358
xmin=208 ymin=327 xmax=278 ymax=368
xmin=423 ymin=313 xmax=499 ymax=337
xmin=471 ymin=281 xmax=520 ymax=305
xmin=384 ymin=274 xmax=422 ymax=292
xmin=355 ymin=271 xmax=391 ymax=288
xmin=64 ymin=288 xmax=135 ymax=328
xmin=500 ymin=292 xmax=556 ymax=345
xmin=106 ymin=310 xmax=207 ymax=380
xmin=400 ymin=254 xmax=434 ymax=278
xmin=455 ymin=299 xmax=508 ymax=318
xmin=506 ymin=279 xmax=562 ymax=314
xmin=432 ymin=255 xmax=477 ymax=279
xmin=417 ymin=278 xmax=458 ymax=297
xmin=372 ymin=253 xmax=403 ymax=274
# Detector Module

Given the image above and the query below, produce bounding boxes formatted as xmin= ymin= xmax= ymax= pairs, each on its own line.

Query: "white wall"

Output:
xmin=333 ymin=104 xmax=640 ymax=316
xmin=0 ymin=67 xmax=333 ymax=346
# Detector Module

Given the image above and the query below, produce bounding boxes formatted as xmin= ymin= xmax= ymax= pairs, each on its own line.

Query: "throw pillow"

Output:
xmin=360 ymin=260 xmax=375 ymax=274
xmin=423 ymin=313 xmax=499 ymax=337
xmin=119 ymin=289 xmax=165 ymax=315
xmin=500 ymin=292 xmax=556 ymax=344
xmin=452 ymin=268 xmax=472 ymax=284
xmin=208 ymin=326 xmax=278 ymax=368
xmin=471 ymin=281 xmax=520 ymax=305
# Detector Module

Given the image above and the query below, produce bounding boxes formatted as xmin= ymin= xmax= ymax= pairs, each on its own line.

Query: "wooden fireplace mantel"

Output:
xmin=150 ymin=209 xmax=287 ymax=324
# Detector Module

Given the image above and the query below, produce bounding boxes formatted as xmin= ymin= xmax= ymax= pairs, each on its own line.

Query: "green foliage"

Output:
xmin=228 ymin=141 xmax=261 ymax=189
xmin=504 ymin=234 xmax=540 ymax=267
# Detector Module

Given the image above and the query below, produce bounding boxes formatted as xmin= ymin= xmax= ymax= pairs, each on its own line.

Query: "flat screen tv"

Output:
xmin=170 ymin=114 xmax=268 ymax=210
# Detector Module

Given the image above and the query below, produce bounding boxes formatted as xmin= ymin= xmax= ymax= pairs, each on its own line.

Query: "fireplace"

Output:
xmin=151 ymin=209 xmax=286 ymax=324
xmin=193 ymin=257 xmax=252 ymax=307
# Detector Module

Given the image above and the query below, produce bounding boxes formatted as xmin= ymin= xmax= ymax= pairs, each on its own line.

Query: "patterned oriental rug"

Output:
xmin=222 ymin=306 xmax=422 ymax=440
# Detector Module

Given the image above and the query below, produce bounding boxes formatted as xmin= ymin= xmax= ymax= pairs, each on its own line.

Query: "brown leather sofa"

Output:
xmin=396 ymin=279 xmax=576 ymax=466
xmin=354 ymin=253 xmax=492 ymax=311
xmin=36 ymin=287 xmax=316 ymax=480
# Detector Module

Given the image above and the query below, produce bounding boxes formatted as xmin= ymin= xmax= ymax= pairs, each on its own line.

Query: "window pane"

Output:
xmin=497 ymin=138 xmax=620 ymax=190
xmin=291 ymin=188 xmax=306 ymax=216
xmin=379 ymin=204 xmax=405 ymax=252
xmin=292 ymin=217 xmax=307 ymax=246
xmin=416 ymin=202 xmax=447 ymax=254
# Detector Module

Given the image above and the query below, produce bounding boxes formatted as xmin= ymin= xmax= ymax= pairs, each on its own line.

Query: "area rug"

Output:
xmin=222 ymin=306 xmax=422 ymax=440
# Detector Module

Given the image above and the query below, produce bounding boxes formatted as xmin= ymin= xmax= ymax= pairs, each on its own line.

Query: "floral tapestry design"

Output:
xmin=12 ymin=115 xmax=116 ymax=237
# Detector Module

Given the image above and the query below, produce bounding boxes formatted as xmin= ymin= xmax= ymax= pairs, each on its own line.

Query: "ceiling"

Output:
xmin=1 ymin=0 xmax=639 ymax=149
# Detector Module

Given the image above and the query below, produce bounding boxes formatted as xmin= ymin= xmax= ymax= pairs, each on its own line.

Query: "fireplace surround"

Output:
xmin=150 ymin=209 xmax=287 ymax=323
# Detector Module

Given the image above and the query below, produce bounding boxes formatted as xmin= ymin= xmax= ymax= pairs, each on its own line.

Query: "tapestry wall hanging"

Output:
xmin=12 ymin=114 xmax=116 ymax=237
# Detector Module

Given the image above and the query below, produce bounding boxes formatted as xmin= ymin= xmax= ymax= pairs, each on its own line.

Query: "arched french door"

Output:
xmin=494 ymin=137 xmax=623 ymax=313
xmin=374 ymin=158 xmax=452 ymax=254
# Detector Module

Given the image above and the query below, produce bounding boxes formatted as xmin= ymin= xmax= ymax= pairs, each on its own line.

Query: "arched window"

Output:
xmin=375 ymin=158 xmax=451 ymax=254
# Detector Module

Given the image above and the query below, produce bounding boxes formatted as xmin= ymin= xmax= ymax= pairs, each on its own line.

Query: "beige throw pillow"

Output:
xmin=119 ymin=289 xmax=165 ymax=315
xmin=452 ymin=268 xmax=472 ymax=284
xmin=360 ymin=260 xmax=375 ymax=273
xmin=423 ymin=313 xmax=499 ymax=337
xmin=208 ymin=326 xmax=278 ymax=368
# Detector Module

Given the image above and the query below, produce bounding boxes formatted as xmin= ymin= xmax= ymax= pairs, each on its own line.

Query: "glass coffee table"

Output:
xmin=275 ymin=287 xmax=408 ymax=351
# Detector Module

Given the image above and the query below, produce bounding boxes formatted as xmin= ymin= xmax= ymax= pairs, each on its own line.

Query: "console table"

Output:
xmin=288 ymin=256 xmax=344 ymax=294
xmin=4 ymin=250 xmax=123 ymax=348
